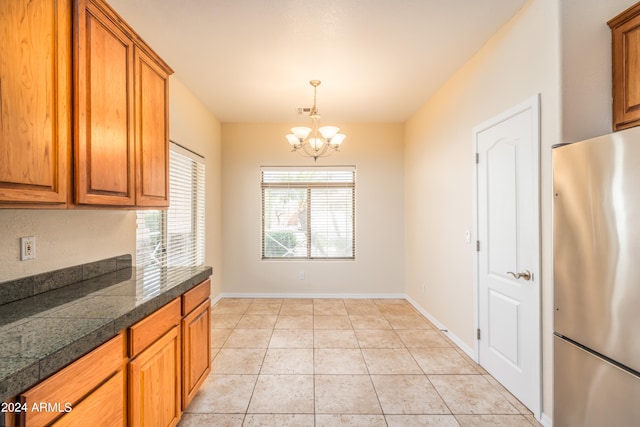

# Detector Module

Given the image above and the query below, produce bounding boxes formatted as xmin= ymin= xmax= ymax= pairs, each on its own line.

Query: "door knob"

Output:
xmin=507 ymin=270 xmax=532 ymax=281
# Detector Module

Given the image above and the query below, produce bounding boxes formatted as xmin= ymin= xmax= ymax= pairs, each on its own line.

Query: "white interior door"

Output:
xmin=475 ymin=95 xmax=541 ymax=418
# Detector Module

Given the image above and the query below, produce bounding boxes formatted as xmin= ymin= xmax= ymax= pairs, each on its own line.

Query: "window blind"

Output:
xmin=261 ymin=166 xmax=355 ymax=259
xmin=136 ymin=142 xmax=205 ymax=267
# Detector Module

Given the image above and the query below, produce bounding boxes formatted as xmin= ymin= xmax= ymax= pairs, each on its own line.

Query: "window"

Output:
xmin=261 ymin=166 xmax=355 ymax=259
xmin=136 ymin=142 xmax=205 ymax=267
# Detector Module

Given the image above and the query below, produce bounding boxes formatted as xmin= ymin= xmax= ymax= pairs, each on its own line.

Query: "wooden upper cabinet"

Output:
xmin=75 ymin=0 xmax=172 ymax=207
xmin=609 ymin=2 xmax=640 ymax=131
xmin=0 ymin=0 xmax=171 ymax=208
xmin=135 ymin=47 xmax=170 ymax=207
xmin=0 ymin=0 xmax=71 ymax=206
xmin=75 ymin=0 xmax=135 ymax=206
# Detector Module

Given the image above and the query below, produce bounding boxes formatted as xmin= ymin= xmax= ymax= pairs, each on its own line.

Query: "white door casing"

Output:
xmin=474 ymin=95 xmax=541 ymax=418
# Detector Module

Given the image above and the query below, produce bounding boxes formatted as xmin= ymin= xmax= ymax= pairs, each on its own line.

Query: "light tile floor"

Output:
xmin=179 ymin=298 xmax=543 ymax=427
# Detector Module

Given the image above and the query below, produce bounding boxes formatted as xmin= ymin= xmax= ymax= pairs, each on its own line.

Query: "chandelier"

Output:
xmin=285 ymin=80 xmax=346 ymax=161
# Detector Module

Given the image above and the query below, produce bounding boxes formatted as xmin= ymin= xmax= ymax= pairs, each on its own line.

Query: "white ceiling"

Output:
xmin=107 ymin=0 xmax=527 ymax=123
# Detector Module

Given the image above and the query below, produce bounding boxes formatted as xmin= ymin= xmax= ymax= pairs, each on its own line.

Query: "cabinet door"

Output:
xmin=129 ymin=326 xmax=181 ymax=427
xmin=74 ymin=0 xmax=135 ymax=206
xmin=182 ymin=299 xmax=211 ymax=409
xmin=610 ymin=5 xmax=640 ymax=131
xmin=135 ymin=47 xmax=170 ymax=207
xmin=0 ymin=0 xmax=70 ymax=206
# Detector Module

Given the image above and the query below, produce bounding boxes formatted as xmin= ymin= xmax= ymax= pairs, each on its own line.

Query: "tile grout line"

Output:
xmin=205 ymin=298 xmax=531 ymax=426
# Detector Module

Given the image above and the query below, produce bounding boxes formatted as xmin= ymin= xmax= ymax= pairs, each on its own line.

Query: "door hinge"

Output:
xmin=477 ymin=328 xmax=481 ymax=340
xmin=476 ymin=241 xmax=480 ymax=251
xmin=475 ymin=153 xmax=479 ymax=164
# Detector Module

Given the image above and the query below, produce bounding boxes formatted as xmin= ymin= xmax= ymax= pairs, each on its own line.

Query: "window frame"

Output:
xmin=261 ymin=166 xmax=356 ymax=260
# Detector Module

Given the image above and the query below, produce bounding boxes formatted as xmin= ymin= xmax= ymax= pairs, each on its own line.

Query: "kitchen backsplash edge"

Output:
xmin=0 ymin=254 xmax=132 ymax=306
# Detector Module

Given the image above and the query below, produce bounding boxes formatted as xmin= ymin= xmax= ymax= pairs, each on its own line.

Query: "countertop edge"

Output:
xmin=0 ymin=266 xmax=212 ymax=402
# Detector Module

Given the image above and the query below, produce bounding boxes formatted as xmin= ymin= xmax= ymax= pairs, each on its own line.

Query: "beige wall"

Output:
xmin=0 ymin=77 xmax=221 ymax=286
xmin=404 ymin=0 xmax=560 ymax=421
xmin=221 ymin=123 xmax=404 ymax=295
xmin=560 ymin=0 xmax=638 ymax=143
xmin=169 ymin=78 xmax=223 ymax=296
xmin=0 ymin=209 xmax=135 ymax=282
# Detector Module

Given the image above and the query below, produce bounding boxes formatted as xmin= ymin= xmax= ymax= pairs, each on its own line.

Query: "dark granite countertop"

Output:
xmin=0 ymin=264 xmax=212 ymax=402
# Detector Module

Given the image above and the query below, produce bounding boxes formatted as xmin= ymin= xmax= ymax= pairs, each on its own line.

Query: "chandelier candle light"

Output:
xmin=286 ymin=80 xmax=346 ymax=161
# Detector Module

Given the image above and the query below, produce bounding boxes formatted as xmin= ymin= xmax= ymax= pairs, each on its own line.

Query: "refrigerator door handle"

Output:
xmin=507 ymin=270 xmax=532 ymax=281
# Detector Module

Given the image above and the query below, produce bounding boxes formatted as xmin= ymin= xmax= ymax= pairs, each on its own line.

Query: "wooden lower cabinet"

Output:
xmin=18 ymin=332 xmax=126 ymax=427
xmin=51 ymin=369 xmax=126 ymax=427
xmin=129 ymin=325 xmax=181 ymax=427
xmin=182 ymin=299 xmax=211 ymax=409
xmin=7 ymin=281 xmax=211 ymax=426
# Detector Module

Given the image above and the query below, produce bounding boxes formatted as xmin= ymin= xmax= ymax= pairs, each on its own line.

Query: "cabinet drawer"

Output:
xmin=51 ymin=369 xmax=126 ymax=427
xmin=20 ymin=332 xmax=126 ymax=427
xmin=182 ymin=279 xmax=211 ymax=315
xmin=129 ymin=298 xmax=180 ymax=357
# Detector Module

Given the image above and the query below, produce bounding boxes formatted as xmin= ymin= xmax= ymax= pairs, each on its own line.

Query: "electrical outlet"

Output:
xmin=299 ymin=271 xmax=305 ymax=280
xmin=21 ymin=236 xmax=36 ymax=261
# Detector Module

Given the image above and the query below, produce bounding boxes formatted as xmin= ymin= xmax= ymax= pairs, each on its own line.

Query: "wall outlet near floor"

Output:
xmin=299 ymin=271 xmax=305 ymax=280
xmin=20 ymin=236 xmax=36 ymax=261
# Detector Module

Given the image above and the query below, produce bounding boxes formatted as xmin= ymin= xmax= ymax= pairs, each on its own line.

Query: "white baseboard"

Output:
xmin=210 ymin=293 xmax=223 ymax=307
xmin=219 ymin=292 xmax=407 ymax=299
xmin=539 ymin=412 xmax=553 ymax=427
xmin=405 ymin=295 xmax=477 ymax=361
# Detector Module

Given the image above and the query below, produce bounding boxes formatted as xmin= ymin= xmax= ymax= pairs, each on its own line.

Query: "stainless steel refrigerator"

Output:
xmin=553 ymin=127 xmax=640 ymax=427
